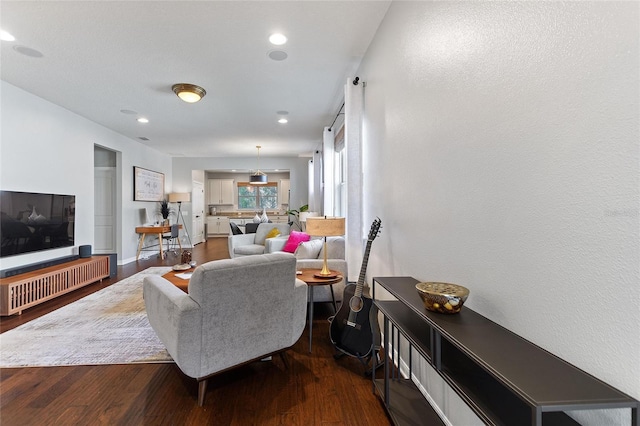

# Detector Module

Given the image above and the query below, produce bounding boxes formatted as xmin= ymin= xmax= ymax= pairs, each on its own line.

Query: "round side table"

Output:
xmin=297 ymin=268 xmax=343 ymax=352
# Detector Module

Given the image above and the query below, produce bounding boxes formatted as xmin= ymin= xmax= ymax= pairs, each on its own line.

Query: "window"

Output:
xmin=334 ymin=149 xmax=347 ymax=217
xmin=334 ymin=126 xmax=346 ymax=217
xmin=238 ymin=182 xmax=278 ymax=210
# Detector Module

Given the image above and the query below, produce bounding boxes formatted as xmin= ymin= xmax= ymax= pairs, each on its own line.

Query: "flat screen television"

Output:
xmin=0 ymin=190 xmax=75 ymax=258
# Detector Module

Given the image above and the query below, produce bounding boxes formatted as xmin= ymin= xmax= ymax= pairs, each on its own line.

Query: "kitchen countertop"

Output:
xmin=209 ymin=212 xmax=289 ymax=219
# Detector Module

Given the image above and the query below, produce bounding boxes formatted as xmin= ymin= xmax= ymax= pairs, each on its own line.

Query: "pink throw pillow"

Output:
xmin=282 ymin=231 xmax=310 ymax=253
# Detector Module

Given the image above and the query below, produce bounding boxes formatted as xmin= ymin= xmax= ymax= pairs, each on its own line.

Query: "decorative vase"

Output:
xmin=253 ymin=213 xmax=261 ymax=223
xmin=260 ymin=208 xmax=269 ymax=223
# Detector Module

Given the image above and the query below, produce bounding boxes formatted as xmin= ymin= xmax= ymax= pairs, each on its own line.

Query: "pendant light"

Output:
xmin=250 ymin=145 xmax=268 ymax=184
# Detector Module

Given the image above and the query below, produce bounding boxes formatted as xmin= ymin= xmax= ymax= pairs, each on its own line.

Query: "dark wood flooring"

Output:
xmin=0 ymin=238 xmax=391 ymax=425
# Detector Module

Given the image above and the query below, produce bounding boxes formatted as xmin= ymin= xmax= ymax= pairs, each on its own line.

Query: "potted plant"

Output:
xmin=157 ymin=199 xmax=174 ymax=225
xmin=287 ymin=204 xmax=308 ymax=231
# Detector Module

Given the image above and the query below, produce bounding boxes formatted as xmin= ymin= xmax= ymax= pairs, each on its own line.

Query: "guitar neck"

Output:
xmin=354 ymin=240 xmax=373 ymax=298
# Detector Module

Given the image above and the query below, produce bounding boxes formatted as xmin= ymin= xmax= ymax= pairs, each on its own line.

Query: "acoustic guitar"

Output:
xmin=329 ymin=218 xmax=382 ymax=359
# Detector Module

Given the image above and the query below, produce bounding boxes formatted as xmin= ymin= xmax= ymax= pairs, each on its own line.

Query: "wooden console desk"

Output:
xmin=135 ymin=225 xmax=182 ymax=261
xmin=372 ymin=276 xmax=639 ymax=426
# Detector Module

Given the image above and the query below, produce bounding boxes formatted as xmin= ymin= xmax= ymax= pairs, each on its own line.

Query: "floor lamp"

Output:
xmin=168 ymin=192 xmax=192 ymax=250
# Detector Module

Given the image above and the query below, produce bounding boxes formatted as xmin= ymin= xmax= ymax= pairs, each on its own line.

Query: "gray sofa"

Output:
xmin=270 ymin=236 xmax=348 ymax=305
xmin=227 ymin=223 xmax=291 ymax=258
xmin=143 ymin=252 xmax=307 ymax=406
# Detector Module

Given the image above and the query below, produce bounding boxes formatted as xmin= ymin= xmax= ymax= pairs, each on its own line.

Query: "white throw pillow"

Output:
xmin=294 ymin=239 xmax=323 ymax=259
xmin=318 ymin=237 xmax=345 ymax=259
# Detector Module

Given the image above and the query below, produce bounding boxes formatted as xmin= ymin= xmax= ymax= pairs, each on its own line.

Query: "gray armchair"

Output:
xmin=227 ymin=222 xmax=290 ymax=258
xmin=143 ymin=252 xmax=307 ymax=406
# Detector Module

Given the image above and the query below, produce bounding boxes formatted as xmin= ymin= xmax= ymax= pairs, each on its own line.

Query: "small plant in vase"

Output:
xmin=157 ymin=199 xmax=174 ymax=225
xmin=286 ymin=204 xmax=308 ymax=231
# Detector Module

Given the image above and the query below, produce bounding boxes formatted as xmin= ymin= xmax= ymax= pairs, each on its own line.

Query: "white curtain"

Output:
xmin=344 ymin=78 xmax=364 ymax=282
xmin=322 ymin=127 xmax=335 ymax=216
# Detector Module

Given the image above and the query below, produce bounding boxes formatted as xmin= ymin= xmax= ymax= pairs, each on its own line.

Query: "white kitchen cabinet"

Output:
xmin=270 ymin=215 xmax=289 ymax=224
xmin=208 ymin=179 xmax=234 ymax=205
xmin=206 ymin=216 xmax=231 ymax=236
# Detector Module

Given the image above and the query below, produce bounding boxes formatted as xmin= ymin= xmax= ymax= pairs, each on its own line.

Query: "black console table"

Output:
xmin=372 ymin=276 xmax=639 ymax=426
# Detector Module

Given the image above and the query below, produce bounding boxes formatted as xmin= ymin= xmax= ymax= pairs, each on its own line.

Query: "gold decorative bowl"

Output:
xmin=416 ymin=282 xmax=469 ymax=314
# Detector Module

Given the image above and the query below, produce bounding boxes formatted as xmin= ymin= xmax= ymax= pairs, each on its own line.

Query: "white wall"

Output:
xmin=0 ymin=81 xmax=173 ymax=267
xmin=358 ymin=2 xmax=639 ymax=424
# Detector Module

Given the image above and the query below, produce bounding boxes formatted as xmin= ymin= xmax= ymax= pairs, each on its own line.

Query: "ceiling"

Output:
xmin=0 ymin=1 xmax=390 ymax=158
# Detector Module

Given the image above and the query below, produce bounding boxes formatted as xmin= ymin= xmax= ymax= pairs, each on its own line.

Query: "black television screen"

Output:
xmin=0 ymin=190 xmax=75 ymax=258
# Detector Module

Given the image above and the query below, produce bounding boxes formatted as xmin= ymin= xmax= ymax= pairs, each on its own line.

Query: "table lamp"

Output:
xmin=298 ymin=211 xmax=318 ymax=232
xmin=305 ymin=216 xmax=345 ymax=277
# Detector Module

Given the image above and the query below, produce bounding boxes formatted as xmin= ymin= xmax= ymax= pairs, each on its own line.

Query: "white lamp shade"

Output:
xmin=306 ymin=217 xmax=345 ymax=237
xmin=168 ymin=192 xmax=190 ymax=203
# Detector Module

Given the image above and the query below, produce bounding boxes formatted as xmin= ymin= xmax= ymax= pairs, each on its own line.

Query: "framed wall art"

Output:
xmin=133 ymin=166 xmax=165 ymax=202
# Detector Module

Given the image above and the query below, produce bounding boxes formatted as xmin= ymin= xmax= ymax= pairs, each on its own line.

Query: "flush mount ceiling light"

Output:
xmin=278 ymin=118 xmax=288 ymax=124
xmin=172 ymin=83 xmax=206 ymax=103
xmin=250 ymin=145 xmax=268 ymax=184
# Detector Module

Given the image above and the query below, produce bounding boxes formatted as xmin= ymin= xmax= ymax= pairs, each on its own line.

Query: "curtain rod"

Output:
xmin=328 ymin=102 xmax=344 ymax=132
xmin=327 ymin=77 xmax=360 ymax=131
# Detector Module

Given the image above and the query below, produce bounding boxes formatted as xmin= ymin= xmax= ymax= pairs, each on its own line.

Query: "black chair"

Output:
xmin=162 ymin=224 xmax=180 ymax=256
xmin=244 ymin=221 xmax=272 ymax=234
xmin=244 ymin=222 xmax=259 ymax=234
xmin=229 ymin=222 xmax=243 ymax=235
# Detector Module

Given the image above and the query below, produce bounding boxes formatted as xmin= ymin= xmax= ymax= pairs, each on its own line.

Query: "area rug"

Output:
xmin=0 ymin=267 xmax=174 ymax=367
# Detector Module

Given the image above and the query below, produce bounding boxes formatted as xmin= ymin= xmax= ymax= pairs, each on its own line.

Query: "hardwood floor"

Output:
xmin=0 ymin=238 xmax=391 ymax=425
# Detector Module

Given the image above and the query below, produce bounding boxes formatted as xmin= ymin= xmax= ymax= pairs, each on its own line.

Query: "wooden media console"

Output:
xmin=0 ymin=256 xmax=110 ymax=316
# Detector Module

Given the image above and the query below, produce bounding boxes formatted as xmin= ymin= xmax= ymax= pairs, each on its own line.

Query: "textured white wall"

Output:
xmin=0 ymin=81 xmax=172 ymax=267
xmin=359 ymin=2 xmax=639 ymax=424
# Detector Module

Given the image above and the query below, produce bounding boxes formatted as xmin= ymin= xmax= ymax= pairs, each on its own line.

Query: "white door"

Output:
xmin=192 ymin=181 xmax=205 ymax=245
xmin=94 ymin=167 xmax=116 ymax=253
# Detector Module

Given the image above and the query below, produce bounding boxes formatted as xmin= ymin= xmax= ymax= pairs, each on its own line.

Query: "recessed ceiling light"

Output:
xmin=268 ymin=50 xmax=288 ymax=61
xmin=137 ymin=117 xmax=149 ymax=124
xmin=13 ymin=45 xmax=43 ymax=58
xmin=269 ymin=33 xmax=287 ymax=45
xmin=278 ymin=118 xmax=288 ymax=124
xmin=0 ymin=30 xmax=15 ymax=42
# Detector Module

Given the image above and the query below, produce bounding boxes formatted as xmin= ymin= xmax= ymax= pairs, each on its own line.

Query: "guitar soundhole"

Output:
xmin=349 ymin=296 xmax=363 ymax=312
